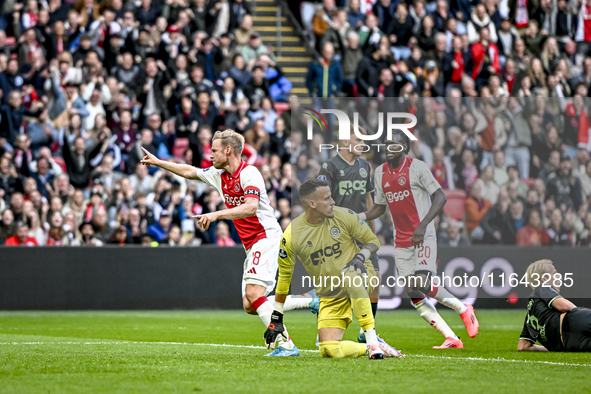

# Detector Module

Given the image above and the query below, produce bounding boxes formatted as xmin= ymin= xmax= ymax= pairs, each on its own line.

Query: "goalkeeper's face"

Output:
xmin=312 ymin=186 xmax=335 ymax=219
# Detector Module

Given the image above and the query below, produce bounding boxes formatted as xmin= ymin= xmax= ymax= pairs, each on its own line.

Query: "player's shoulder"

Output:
xmin=321 ymin=158 xmax=338 ymax=171
xmin=240 ymin=164 xmax=262 ymax=176
xmin=333 ymin=206 xmax=359 ymax=220
xmin=408 ymin=157 xmax=429 ymax=172
xmin=239 ymin=164 xmax=264 ymax=183
xmin=203 ymin=166 xmax=224 ymax=175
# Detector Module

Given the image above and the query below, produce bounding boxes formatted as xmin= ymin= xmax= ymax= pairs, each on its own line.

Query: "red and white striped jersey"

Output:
xmin=196 ymin=160 xmax=282 ymax=250
xmin=374 ymin=157 xmax=441 ymax=248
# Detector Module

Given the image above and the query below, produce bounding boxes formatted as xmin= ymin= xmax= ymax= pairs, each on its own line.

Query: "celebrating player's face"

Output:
xmin=210 ymin=139 xmax=229 ymax=169
xmin=311 ymin=186 xmax=335 ymax=218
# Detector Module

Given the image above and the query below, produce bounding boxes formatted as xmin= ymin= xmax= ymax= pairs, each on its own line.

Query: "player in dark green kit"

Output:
xmin=518 ymin=259 xmax=591 ymax=352
xmin=317 ymin=125 xmax=380 ymax=344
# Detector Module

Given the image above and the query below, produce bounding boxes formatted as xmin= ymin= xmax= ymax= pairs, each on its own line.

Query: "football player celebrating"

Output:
xmin=359 ymin=131 xmax=479 ymax=349
xmin=518 ymin=259 xmax=591 ymax=352
xmin=141 ymin=129 xmax=311 ymax=357
xmin=317 ymin=125 xmax=382 ymax=344
xmin=264 ymin=179 xmax=404 ymax=359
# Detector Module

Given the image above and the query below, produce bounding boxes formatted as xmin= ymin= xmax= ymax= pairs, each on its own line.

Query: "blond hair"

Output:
xmin=212 ymin=129 xmax=245 ymax=156
xmin=525 ymin=259 xmax=554 ymax=290
xmin=339 ymin=124 xmax=367 ymax=146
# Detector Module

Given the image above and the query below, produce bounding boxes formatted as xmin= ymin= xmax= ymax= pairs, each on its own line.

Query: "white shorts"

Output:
xmin=241 ymin=236 xmax=280 ymax=297
xmin=394 ymin=238 xmax=437 ymax=278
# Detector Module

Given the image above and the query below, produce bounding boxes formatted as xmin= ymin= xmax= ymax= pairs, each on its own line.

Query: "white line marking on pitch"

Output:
xmin=0 ymin=341 xmax=589 ymax=368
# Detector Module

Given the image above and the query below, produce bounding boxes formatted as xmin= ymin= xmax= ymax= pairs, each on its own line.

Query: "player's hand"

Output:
xmin=140 ymin=147 xmax=160 ymax=167
xmin=341 ymin=253 xmax=367 ymax=277
xmin=264 ymin=310 xmax=287 ymax=349
xmin=411 ymin=223 xmax=426 ymax=248
xmin=192 ymin=212 xmax=217 ymax=230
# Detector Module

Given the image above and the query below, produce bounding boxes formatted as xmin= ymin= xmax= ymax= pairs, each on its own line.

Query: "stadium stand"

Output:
xmin=1 ymin=0 xmax=591 ymax=248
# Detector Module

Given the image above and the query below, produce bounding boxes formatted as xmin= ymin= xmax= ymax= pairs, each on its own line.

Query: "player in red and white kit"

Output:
xmin=140 ymin=129 xmax=311 ymax=356
xmin=359 ymin=131 xmax=479 ymax=349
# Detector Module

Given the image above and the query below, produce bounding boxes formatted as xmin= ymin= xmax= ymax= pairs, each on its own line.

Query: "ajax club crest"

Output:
xmin=398 ymin=176 xmax=407 ymax=186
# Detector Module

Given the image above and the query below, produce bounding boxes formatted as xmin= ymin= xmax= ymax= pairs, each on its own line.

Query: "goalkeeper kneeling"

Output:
xmin=264 ymin=179 xmax=404 ymax=359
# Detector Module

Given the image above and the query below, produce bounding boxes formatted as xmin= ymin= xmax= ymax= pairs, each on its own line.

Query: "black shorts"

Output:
xmin=562 ymin=307 xmax=591 ymax=352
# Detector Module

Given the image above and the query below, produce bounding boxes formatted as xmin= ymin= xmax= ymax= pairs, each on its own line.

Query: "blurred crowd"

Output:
xmin=5 ymin=0 xmax=591 ymax=248
xmin=0 ymin=0 xmax=294 ymax=246
xmin=290 ymin=0 xmax=591 ymax=247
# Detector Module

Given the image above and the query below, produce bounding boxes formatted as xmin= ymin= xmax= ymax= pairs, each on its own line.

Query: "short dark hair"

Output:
xmin=299 ymin=179 xmax=329 ymax=200
xmin=388 ymin=130 xmax=411 ymax=154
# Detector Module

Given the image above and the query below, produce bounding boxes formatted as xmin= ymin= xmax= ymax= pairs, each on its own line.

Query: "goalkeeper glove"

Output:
xmin=264 ymin=310 xmax=287 ymax=349
xmin=341 ymin=253 xmax=368 ymax=277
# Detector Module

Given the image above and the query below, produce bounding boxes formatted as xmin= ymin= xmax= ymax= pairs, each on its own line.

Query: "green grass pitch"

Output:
xmin=1 ymin=310 xmax=590 ymax=394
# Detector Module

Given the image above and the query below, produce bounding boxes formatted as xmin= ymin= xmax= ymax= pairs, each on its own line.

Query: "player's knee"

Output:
xmin=243 ymin=287 xmax=263 ymax=305
xmin=319 ymin=341 xmax=343 ymax=358
xmin=242 ymin=297 xmax=257 ymax=315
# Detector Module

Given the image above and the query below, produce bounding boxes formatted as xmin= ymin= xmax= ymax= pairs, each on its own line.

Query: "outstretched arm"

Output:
xmin=361 ymin=203 xmax=387 ymax=221
xmin=140 ymin=147 xmax=201 ymax=180
xmin=193 ymin=198 xmax=258 ymax=230
xmin=550 ymin=297 xmax=577 ymax=313
xmin=517 ymin=339 xmax=547 ymax=352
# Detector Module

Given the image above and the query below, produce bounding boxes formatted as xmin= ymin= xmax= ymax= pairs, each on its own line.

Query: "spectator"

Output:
xmin=468 ymin=3 xmax=498 ymax=44
xmin=306 ymin=42 xmax=343 ymax=98
xmin=4 ymin=221 xmax=39 ymax=246
xmin=505 ymin=165 xmax=529 ymax=199
xmin=72 ymin=221 xmax=103 ymax=246
xmin=341 ymin=32 xmax=363 ymax=96
xmin=387 ymin=3 xmax=415 ymax=60
xmin=443 ymin=36 xmax=468 ymax=85
xmin=431 ymin=147 xmax=452 ymax=189
xmin=516 ymin=208 xmax=549 ymax=246
xmin=475 ymin=165 xmax=500 ymax=204
xmin=439 ymin=218 xmax=470 ymax=246
xmin=215 ymin=220 xmax=235 ymax=246
xmin=243 ymin=66 xmax=270 ymax=109
xmin=577 ymin=211 xmax=591 ymax=246
xmin=373 ymin=0 xmax=397 ymax=33
xmin=546 ymin=157 xmax=582 ymax=210
xmin=502 ymin=97 xmax=532 ymax=179
xmin=0 ymin=209 xmax=16 ymax=243
xmin=45 ymin=210 xmax=66 ymax=246
xmin=312 ymin=0 xmax=337 ymax=39
xmin=465 ymin=181 xmax=493 ymax=239
xmin=347 ymin=0 xmax=366 ymax=30
xmin=358 ymin=13 xmax=383 ymax=49
xmin=147 ymin=209 xmax=172 ymax=241
xmin=480 ymin=186 xmax=511 ymax=244
xmin=0 ymin=90 xmax=41 ymax=146
xmin=240 ymin=33 xmax=272 ymax=71
xmin=109 ymin=224 xmax=131 ymax=245
xmin=546 ymin=208 xmax=572 ymax=245
xmin=355 ymin=43 xmax=387 ymax=97
xmin=470 ymin=27 xmax=501 ymax=89
xmin=500 ymin=199 xmax=526 ymax=244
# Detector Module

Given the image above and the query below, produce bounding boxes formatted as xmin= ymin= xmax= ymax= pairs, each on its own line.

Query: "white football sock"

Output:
xmin=269 ymin=295 xmax=312 ymax=311
xmin=414 ymin=298 xmax=459 ymax=340
xmin=255 ymin=299 xmax=295 ymax=350
xmin=432 ymin=287 xmax=467 ymax=314
xmin=364 ymin=328 xmax=379 ymax=346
